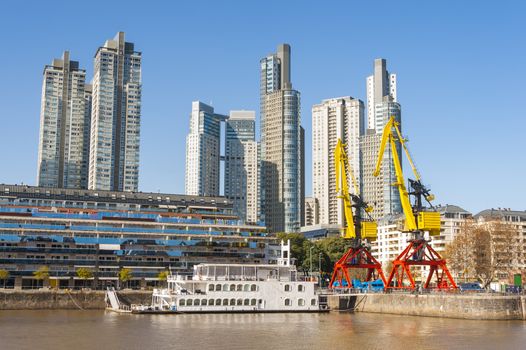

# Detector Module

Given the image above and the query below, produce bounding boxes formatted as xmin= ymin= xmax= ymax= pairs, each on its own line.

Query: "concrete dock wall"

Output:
xmin=328 ymin=293 xmax=526 ymax=320
xmin=0 ymin=290 xmax=151 ymax=310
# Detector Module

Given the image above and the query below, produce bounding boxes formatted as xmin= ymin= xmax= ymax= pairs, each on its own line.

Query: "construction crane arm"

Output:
xmin=335 ymin=139 xmax=356 ymax=238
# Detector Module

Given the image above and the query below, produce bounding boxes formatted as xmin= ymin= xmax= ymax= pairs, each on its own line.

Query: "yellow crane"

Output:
xmin=329 ymin=139 xmax=386 ymax=289
xmin=374 ymin=116 xmax=457 ymax=290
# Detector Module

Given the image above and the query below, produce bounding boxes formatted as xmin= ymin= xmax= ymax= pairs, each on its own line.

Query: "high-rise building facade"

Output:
xmin=361 ymin=58 xmax=402 ymax=220
xmin=185 ymin=101 xmax=226 ymax=197
xmin=89 ymin=32 xmax=142 ymax=192
xmin=366 ymin=58 xmax=397 ymax=130
xmin=37 ymin=51 xmax=91 ymax=189
xmin=304 ymin=197 xmax=319 ymax=227
xmin=224 ymin=110 xmax=259 ymax=224
xmin=260 ymin=44 xmax=302 ymax=233
xmin=312 ymin=97 xmax=365 ymax=226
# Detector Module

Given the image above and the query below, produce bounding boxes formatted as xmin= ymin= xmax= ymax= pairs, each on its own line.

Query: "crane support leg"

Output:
xmin=329 ymin=246 xmax=387 ymax=289
xmin=385 ymin=239 xmax=457 ymax=290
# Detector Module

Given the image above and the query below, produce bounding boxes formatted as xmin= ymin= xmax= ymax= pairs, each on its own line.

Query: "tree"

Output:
xmin=157 ymin=270 xmax=169 ymax=287
xmin=0 ymin=269 xmax=9 ymax=288
xmin=118 ymin=268 xmax=133 ymax=289
xmin=445 ymin=220 xmax=517 ymax=289
xmin=76 ymin=267 xmax=94 ymax=288
xmin=33 ymin=266 xmax=50 ymax=288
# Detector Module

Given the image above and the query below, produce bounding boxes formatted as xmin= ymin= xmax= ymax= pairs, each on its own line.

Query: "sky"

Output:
xmin=0 ymin=0 xmax=524 ymax=214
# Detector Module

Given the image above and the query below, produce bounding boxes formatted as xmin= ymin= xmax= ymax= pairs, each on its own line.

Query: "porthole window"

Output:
xmin=298 ymin=299 xmax=305 ymax=306
xmin=284 ymin=298 xmax=291 ymax=306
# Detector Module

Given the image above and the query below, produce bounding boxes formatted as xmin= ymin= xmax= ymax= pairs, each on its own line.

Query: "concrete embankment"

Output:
xmin=327 ymin=293 xmax=526 ymax=320
xmin=0 ymin=290 xmax=151 ymax=310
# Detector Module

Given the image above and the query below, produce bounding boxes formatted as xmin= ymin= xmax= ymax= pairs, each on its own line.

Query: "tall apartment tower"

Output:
xmin=360 ymin=58 xmax=402 ymax=220
xmin=366 ymin=58 xmax=397 ymax=130
xmin=312 ymin=97 xmax=365 ymax=226
xmin=260 ymin=44 xmax=302 ymax=233
xmin=224 ymin=111 xmax=259 ymax=223
xmin=89 ymin=32 xmax=142 ymax=192
xmin=37 ymin=51 xmax=91 ymax=189
xmin=185 ymin=101 xmax=226 ymax=197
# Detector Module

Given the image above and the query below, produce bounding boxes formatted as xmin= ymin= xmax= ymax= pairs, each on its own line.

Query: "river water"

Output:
xmin=0 ymin=310 xmax=525 ymax=349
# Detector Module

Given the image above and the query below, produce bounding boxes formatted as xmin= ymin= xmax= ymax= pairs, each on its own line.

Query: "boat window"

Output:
xmin=216 ymin=284 xmax=221 ymax=291
xmin=223 ymin=284 xmax=229 ymax=291
xmin=223 ymin=299 xmax=228 ymax=306
xmin=236 ymin=284 xmax=243 ymax=291
xmin=250 ymin=299 xmax=257 ymax=306
xmin=179 ymin=299 xmax=186 ymax=306
xmin=187 ymin=299 xmax=193 ymax=306
xmin=230 ymin=284 xmax=236 ymax=291
xmin=250 ymin=284 xmax=257 ymax=292
xmin=298 ymin=299 xmax=305 ymax=306
xmin=194 ymin=299 xmax=200 ymax=306
xmin=243 ymin=284 xmax=250 ymax=292
xmin=284 ymin=298 xmax=291 ymax=306
xmin=208 ymin=284 xmax=215 ymax=291
xmin=202 ymin=299 xmax=207 ymax=306
xmin=284 ymin=284 xmax=290 ymax=292
xmin=229 ymin=298 xmax=236 ymax=306
xmin=311 ymin=299 xmax=317 ymax=306
xmin=298 ymin=284 xmax=305 ymax=292
xmin=216 ymin=299 xmax=221 ymax=306
xmin=237 ymin=299 xmax=243 ymax=306
xmin=244 ymin=299 xmax=250 ymax=306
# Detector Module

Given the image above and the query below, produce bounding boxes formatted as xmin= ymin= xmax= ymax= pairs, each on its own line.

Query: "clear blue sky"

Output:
xmin=0 ymin=0 xmax=524 ymax=214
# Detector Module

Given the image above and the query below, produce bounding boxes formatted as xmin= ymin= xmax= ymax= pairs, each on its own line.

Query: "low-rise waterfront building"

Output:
xmin=0 ymin=184 xmax=275 ymax=290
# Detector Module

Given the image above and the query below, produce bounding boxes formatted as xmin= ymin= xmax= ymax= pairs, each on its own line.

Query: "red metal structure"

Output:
xmin=330 ymin=244 xmax=387 ymax=288
xmin=386 ymin=239 xmax=457 ymax=289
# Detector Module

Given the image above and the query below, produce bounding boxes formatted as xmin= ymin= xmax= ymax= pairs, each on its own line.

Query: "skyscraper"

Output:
xmin=260 ymin=44 xmax=302 ymax=233
xmin=89 ymin=32 xmax=142 ymax=192
xmin=37 ymin=51 xmax=91 ymax=189
xmin=361 ymin=58 xmax=402 ymax=220
xmin=185 ymin=101 xmax=226 ymax=197
xmin=366 ymin=58 xmax=397 ymax=130
xmin=311 ymin=97 xmax=365 ymax=226
xmin=224 ymin=110 xmax=259 ymax=223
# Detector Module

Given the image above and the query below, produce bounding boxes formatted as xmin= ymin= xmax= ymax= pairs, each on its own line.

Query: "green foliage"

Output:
xmin=76 ymin=267 xmax=93 ymax=280
xmin=157 ymin=270 xmax=169 ymax=281
xmin=118 ymin=268 xmax=133 ymax=282
xmin=33 ymin=266 xmax=50 ymax=280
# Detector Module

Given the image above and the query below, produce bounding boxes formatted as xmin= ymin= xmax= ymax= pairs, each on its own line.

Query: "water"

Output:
xmin=0 ymin=310 xmax=525 ymax=350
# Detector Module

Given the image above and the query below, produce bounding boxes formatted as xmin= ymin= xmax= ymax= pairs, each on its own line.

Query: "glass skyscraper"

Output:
xmin=260 ymin=44 xmax=303 ymax=233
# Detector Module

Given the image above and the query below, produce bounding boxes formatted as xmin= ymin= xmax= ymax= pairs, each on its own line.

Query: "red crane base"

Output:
xmin=386 ymin=239 xmax=458 ymax=290
xmin=329 ymin=246 xmax=387 ymax=289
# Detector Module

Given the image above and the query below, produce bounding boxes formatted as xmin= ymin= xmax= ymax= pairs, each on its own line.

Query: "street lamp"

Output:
xmin=309 ymin=246 xmax=314 ymax=275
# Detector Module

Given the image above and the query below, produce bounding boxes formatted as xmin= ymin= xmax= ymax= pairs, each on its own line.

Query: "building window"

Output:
xmin=298 ymin=299 xmax=305 ymax=306
xmin=284 ymin=298 xmax=291 ymax=306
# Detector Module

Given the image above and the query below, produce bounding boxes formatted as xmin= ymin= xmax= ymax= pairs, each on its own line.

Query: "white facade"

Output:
xmin=304 ymin=197 xmax=319 ymax=227
xmin=37 ymin=51 xmax=91 ymax=189
xmin=185 ymin=101 xmax=224 ymax=197
xmin=311 ymin=97 xmax=365 ymax=227
xmin=224 ymin=111 xmax=259 ymax=224
xmin=89 ymin=32 xmax=142 ymax=192
xmin=366 ymin=58 xmax=397 ymax=130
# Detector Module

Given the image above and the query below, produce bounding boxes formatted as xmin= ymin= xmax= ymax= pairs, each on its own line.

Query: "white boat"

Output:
xmin=146 ymin=241 xmax=326 ymax=313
